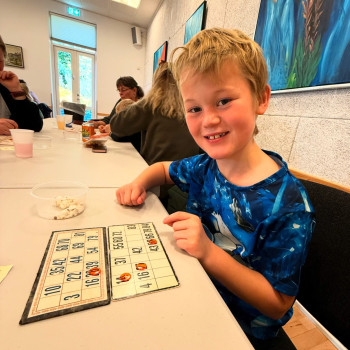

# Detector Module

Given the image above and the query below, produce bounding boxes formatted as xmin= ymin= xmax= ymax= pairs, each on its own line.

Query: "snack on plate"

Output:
xmin=84 ymin=134 xmax=109 ymax=147
xmin=90 ymin=133 xmax=109 ymax=139
xmin=0 ymin=136 xmax=14 ymax=146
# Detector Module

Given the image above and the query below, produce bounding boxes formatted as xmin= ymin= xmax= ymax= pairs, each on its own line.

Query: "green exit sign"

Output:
xmin=67 ymin=7 xmax=81 ymax=17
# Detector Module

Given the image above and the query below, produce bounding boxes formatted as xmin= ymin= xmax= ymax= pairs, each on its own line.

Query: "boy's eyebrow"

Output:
xmin=183 ymin=88 xmax=236 ymax=104
xmin=183 ymin=98 xmax=197 ymax=104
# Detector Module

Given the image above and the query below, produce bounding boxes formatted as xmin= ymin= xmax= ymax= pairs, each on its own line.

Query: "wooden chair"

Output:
xmin=290 ymin=169 xmax=350 ymax=349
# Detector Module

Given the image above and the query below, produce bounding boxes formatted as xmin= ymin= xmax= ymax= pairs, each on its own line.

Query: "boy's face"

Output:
xmin=180 ymin=60 xmax=270 ymax=162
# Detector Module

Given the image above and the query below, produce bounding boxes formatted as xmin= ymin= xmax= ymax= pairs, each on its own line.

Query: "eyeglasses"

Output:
xmin=117 ymin=87 xmax=131 ymax=93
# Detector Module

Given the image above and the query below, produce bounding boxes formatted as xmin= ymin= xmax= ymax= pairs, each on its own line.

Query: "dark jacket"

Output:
xmin=0 ymin=83 xmax=43 ymax=132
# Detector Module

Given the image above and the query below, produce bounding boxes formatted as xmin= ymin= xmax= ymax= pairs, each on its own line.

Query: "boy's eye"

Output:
xmin=187 ymin=106 xmax=202 ymax=113
xmin=218 ymin=98 xmax=232 ymax=106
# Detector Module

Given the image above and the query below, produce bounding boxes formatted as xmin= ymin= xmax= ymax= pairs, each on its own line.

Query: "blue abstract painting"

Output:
xmin=254 ymin=0 xmax=350 ymax=91
xmin=184 ymin=1 xmax=207 ymax=44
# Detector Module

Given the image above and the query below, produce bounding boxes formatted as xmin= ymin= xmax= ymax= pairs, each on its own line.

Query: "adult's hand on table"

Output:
xmin=92 ymin=120 xmax=105 ymax=129
xmin=0 ymin=119 xmax=18 ymax=135
xmin=98 ymin=124 xmax=110 ymax=133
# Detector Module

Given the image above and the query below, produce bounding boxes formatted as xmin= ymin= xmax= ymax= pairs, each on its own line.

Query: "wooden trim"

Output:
xmin=97 ymin=112 xmax=109 ymax=116
xmin=290 ymin=168 xmax=350 ymax=194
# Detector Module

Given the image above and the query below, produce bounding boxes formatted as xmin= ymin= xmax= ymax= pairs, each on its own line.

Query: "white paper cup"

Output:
xmin=10 ymin=129 xmax=34 ymax=158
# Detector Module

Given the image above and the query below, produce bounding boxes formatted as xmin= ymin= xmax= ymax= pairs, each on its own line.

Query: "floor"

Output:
xmin=282 ymin=305 xmax=337 ymax=350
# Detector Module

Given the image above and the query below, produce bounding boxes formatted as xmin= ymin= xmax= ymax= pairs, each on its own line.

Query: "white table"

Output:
xmin=0 ymin=188 xmax=253 ymax=350
xmin=0 ymin=119 xmax=149 ymax=189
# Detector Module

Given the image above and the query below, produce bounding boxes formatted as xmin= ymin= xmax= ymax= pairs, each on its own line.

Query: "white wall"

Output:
xmin=2 ymin=0 xmax=349 ymax=186
xmin=0 ymin=0 xmax=146 ymax=114
xmin=144 ymin=0 xmax=350 ymax=187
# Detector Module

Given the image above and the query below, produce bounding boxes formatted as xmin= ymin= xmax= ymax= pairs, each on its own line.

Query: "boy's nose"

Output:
xmin=203 ymin=109 xmax=220 ymax=127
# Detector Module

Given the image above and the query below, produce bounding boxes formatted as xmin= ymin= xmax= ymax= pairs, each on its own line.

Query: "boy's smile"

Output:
xmin=205 ymin=131 xmax=229 ymax=141
xmin=180 ymin=60 xmax=270 ymax=166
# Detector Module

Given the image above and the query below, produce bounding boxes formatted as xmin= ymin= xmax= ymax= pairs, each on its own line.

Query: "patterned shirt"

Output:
xmin=169 ymin=151 xmax=315 ymax=339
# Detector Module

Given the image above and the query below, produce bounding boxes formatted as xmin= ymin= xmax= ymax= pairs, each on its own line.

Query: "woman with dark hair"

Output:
xmin=93 ymin=76 xmax=144 ymax=129
xmin=116 ymin=76 xmax=144 ymax=102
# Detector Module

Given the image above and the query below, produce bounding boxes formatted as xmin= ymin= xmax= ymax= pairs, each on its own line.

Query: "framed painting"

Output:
xmin=254 ymin=0 xmax=350 ymax=93
xmin=184 ymin=1 xmax=207 ymax=45
xmin=5 ymin=44 xmax=24 ymax=68
xmin=153 ymin=41 xmax=168 ymax=73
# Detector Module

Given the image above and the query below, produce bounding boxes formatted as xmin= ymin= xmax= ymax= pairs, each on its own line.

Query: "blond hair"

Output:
xmin=143 ymin=62 xmax=184 ymax=120
xmin=19 ymin=80 xmax=34 ymax=102
xmin=171 ymin=28 xmax=268 ymax=105
xmin=115 ymin=98 xmax=134 ymax=113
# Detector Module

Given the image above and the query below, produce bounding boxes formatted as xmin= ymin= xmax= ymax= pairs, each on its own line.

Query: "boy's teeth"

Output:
xmin=208 ymin=132 xmax=226 ymax=140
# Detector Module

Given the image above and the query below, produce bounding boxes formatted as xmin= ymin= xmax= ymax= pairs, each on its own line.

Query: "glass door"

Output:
xmin=53 ymin=45 xmax=95 ymax=120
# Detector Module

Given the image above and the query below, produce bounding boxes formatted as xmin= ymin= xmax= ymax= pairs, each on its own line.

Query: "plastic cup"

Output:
xmin=33 ymin=135 xmax=52 ymax=150
xmin=56 ymin=115 xmax=65 ymax=130
xmin=10 ymin=129 xmax=34 ymax=158
xmin=31 ymin=181 xmax=88 ymax=220
xmin=64 ymin=114 xmax=73 ymax=125
xmin=63 ymin=129 xmax=80 ymax=141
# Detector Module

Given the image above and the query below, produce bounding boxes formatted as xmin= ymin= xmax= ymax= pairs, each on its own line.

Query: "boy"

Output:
xmin=116 ymin=28 xmax=315 ymax=343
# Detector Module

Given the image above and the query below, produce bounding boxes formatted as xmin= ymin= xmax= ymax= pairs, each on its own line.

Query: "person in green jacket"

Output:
xmin=110 ymin=62 xmax=200 ymax=166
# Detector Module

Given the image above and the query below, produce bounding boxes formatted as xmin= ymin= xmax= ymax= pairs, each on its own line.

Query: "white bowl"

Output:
xmin=31 ymin=181 xmax=88 ymax=220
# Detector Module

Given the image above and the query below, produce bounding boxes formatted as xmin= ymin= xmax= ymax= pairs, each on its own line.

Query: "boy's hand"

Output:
xmin=163 ymin=211 xmax=213 ymax=259
xmin=116 ymin=183 xmax=146 ymax=206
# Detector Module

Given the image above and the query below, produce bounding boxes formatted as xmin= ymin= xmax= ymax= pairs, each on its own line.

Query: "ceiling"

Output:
xmin=54 ymin=0 xmax=163 ymax=28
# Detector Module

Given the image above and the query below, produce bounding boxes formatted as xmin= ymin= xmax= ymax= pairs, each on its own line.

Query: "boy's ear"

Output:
xmin=256 ymin=84 xmax=271 ymax=115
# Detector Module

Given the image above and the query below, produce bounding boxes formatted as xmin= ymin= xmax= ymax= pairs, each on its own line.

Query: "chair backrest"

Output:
xmin=38 ymin=103 xmax=52 ymax=118
xmin=291 ymin=170 xmax=350 ymax=348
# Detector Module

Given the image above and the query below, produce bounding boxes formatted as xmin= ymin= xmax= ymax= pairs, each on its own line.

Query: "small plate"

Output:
xmin=84 ymin=138 xmax=108 ymax=147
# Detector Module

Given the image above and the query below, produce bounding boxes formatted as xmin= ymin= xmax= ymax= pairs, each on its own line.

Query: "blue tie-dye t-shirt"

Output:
xmin=169 ymin=150 xmax=315 ymax=339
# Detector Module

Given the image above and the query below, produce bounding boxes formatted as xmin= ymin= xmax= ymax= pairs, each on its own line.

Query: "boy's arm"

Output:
xmin=201 ymin=244 xmax=295 ymax=320
xmin=116 ymin=161 xmax=173 ymax=206
xmin=164 ymin=211 xmax=295 ymax=320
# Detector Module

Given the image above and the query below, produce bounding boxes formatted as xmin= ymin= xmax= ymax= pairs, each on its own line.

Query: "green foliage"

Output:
xmin=57 ymin=50 xmax=92 ymax=107
xmin=287 ymin=35 xmax=322 ymax=88
xmin=58 ymin=51 xmax=72 ymax=88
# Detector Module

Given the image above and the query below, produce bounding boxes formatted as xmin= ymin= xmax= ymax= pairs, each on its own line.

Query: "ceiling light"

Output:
xmin=111 ymin=0 xmax=141 ymax=9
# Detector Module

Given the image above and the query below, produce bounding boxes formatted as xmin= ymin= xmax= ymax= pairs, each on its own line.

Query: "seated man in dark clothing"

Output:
xmin=0 ymin=35 xmax=43 ymax=135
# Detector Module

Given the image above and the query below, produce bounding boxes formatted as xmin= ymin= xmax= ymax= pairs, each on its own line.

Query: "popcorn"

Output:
xmin=54 ymin=196 xmax=85 ymax=220
xmin=55 ymin=196 xmax=77 ymax=209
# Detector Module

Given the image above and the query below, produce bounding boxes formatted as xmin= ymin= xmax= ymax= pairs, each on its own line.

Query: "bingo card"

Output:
xmin=108 ymin=222 xmax=179 ymax=300
xmin=20 ymin=227 xmax=110 ymax=324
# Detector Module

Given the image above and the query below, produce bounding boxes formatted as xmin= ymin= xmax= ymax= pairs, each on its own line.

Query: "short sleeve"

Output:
xmin=251 ymin=209 xmax=315 ymax=296
xmin=169 ymin=154 xmax=208 ymax=192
